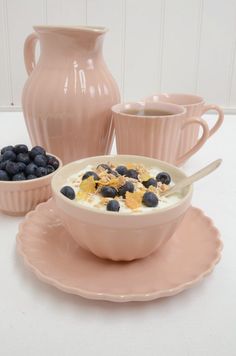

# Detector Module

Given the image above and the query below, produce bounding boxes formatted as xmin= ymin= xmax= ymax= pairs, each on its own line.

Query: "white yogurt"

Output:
xmin=65 ymin=164 xmax=182 ymax=213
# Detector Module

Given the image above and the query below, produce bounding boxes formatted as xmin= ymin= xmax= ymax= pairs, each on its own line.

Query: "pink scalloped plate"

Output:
xmin=16 ymin=199 xmax=222 ymax=302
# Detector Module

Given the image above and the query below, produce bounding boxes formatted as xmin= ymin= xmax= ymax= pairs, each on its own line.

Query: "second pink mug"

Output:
xmin=112 ymin=101 xmax=209 ymax=165
xmin=145 ymin=93 xmax=224 ymax=165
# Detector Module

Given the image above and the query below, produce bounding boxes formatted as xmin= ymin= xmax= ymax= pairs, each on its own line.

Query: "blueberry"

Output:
xmin=5 ymin=161 xmax=20 ymax=176
xmin=2 ymin=150 xmax=16 ymax=162
xmin=142 ymin=192 xmax=158 ymax=207
xmin=52 ymin=159 xmax=59 ymax=170
xmin=30 ymin=146 xmax=46 ymax=159
xmin=16 ymin=153 xmax=30 ymax=165
xmin=46 ymin=155 xmax=59 ymax=170
xmin=60 ymin=186 xmax=75 ymax=200
xmin=34 ymin=154 xmax=47 ymax=167
xmin=100 ymin=186 xmax=117 ymax=198
xmin=118 ymin=182 xmax=134 ymax=198
xmin=12 ymin=173 xmax=26 ymax=181
xmin=14 ymin=144 xmax=28 ymax=154
xmin=110 ymin=170 xmax=119 ymax=177
xmin=0 ymin=161 xmax=8 ymax=170
xmin=46 ymin=155 xmax=54 ymax=164
xmin=115 ymin=165 xmax=128 ymax=176
xmin=0 ymin=155 xmax=3 ymax=163
xmin=47 ymin=165 xmax=55 ymax=175
xmin=82 ymin=171 xmax=100 ymax=181
xmin=0 ymin=169 xmax=10 ymax=181
xmin=156 ymin=172 xmax=171 ymax=185
xmin=106 ymin=200 xmax=120 ymax=212
xmin=27 ymin=174 xmax=37 ymax=180
xmin=1 ymin=145 xmax=15 ymax=154
xmin=16 ymin=162 xmax=26 ymax=173
xmin=36 ymin=167 xmax=48 ymax=177
xmin=142 ymin=178 xmax=157 ymax=188
xmin=125 ymin=169 xmax=139 ymax=180
xmin=97 ymin=164 xmax=112 ymax=173
xmin=25 ymin=163 xmax=38 ymax=176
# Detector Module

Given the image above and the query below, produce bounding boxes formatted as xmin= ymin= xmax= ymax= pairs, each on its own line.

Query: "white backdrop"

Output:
xmin=0 ymin=0 xmax=236 ymax=111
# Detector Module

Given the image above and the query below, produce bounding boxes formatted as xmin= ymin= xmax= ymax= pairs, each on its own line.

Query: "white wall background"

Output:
xmin=0 ymin=0 xmax=236 ymax=111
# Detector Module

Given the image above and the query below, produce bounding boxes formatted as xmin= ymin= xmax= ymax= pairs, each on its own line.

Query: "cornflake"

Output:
xmin=148 ymin=185 xmax=157 ymax=193
xmin=77 ymin=191 xmax=89 ymax=201
xmin=98 ymin=176 xmax=125 ymax=189
xmin=139 ymin=171 xmax=151 ymax=182
xmin=100 ymin=197 xmax=110 ymax=205
xmin=125 ymin=191 xmax=144 ymax=210
xmin=160 ymin=184 xmax=168 ymax=192
xmin=108 ymin=161 xmax=116 ymax=169
xmin=79 ymin=176 xmax=96 ymax=193
xmin=126 ymin=162 xmax=138 ymax=170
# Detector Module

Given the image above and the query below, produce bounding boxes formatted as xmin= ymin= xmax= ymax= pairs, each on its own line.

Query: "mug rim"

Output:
xmin=112 ymin=101 xmax=186 ymax=118
xmin=145 ymin=93 xmax=205 ymax=107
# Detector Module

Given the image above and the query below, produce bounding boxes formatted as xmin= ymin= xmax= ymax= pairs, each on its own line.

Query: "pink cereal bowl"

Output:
xmin=51 ymin=155 xmax=193 ymax=261
xmin=0 ymin=154 xmax=62 ymax=216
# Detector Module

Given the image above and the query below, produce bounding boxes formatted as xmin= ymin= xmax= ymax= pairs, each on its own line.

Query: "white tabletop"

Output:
xmin=0 ymin=112 xmax=235 ymax=356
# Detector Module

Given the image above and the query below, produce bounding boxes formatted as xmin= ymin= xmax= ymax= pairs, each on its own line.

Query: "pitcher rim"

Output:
xmin=34 ymin=25 xmax=108 ymax=34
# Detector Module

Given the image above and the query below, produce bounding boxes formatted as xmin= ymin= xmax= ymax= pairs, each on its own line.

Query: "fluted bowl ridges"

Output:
xmin=52 ymin=155 xmax=193 ymax=261
xmin=0 ymin=154 xmax=62 ymax=216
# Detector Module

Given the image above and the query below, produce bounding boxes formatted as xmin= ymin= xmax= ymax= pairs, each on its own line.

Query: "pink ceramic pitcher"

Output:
xmin=22 ymin=26 xmax=120 ymax=163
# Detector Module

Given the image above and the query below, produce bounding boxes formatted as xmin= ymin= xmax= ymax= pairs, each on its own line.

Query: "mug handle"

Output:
xmin=201 ymin=104 xmax=224 ymax=137
xmin=176 ymin=118 xmax=209 ymax=166
xmin=24 ymin=33 xmax=38 ymax=75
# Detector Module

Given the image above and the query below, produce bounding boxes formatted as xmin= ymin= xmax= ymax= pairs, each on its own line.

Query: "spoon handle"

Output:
xmin=163 ymin=159 xmax=222 ymax=197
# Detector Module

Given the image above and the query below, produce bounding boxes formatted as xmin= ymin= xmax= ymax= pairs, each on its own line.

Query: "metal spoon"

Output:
xmin=162 ymin=159 xmax=222 ymax=197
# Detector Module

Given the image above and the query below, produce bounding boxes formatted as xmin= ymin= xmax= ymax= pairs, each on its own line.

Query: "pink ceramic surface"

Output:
xmin=145 ymin=94 xmax=224 ymax=165
xmin=51 ymin=155 xmax=192 ymax=261
xmin=112 ymin=102 xmax=209 ymax=166
xmin=0 ymin=155 xmax=62 ymax=216
xmin=22 ymin=26 xmax=120 ymax=164
xmin=16 ymin=199 xmax=222 ymax=302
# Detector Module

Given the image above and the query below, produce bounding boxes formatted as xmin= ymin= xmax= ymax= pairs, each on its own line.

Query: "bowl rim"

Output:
xmin=51 ymin=155 xmax=193 ymax=217
xmin=0 ymin=153 xmax=63 ymax=186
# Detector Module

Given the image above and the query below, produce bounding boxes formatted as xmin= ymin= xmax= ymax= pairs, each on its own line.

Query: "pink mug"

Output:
xmin=112 ymin=101 xmax=209 ymax=165
xmin=145 ymin=93 xmax=224 ymax=165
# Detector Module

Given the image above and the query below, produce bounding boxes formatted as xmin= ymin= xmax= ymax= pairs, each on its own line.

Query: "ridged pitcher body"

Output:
xmin=22 ymin=26 xmax=120 ymax=163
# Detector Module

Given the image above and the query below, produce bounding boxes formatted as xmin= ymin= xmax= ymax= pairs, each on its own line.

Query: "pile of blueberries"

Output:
xmin=0 ymin=144 xmax=59 ymax=181
xmin=60 ymin=163 xmax=171 ymax=212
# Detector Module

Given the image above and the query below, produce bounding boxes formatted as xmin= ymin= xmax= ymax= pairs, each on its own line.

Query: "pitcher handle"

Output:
xmin=176 ymin=118 xmax=209 ymax=166
xmin=24 ymin=33 xmax=38 ymax=75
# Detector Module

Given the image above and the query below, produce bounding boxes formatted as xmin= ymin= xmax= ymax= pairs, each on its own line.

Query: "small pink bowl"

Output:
xmin=0 ymin=154 xmax=62 ymax=216
xmin=52 ymin=155 xmax=193 ymax=261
